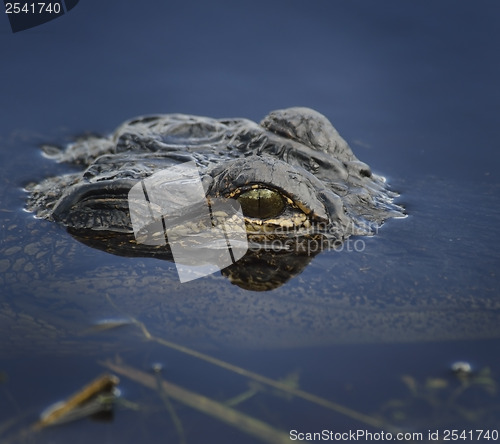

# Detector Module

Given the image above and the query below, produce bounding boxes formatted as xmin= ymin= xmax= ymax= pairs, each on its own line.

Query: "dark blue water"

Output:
xmin=1 ymin=1 xmax=500 ymax=443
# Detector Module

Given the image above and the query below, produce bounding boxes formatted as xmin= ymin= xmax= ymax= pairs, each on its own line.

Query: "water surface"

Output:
xmin=1 ymin=1 xmax=499 ymax=442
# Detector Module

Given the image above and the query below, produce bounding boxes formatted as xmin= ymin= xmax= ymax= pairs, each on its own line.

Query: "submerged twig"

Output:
xmin=104 ymin=293 xmax=393 ymax=432
xmin=153 ymin=368 xmax=187 ymax=444
xmin=101 ymin=358 xmax=291 ymax=444
xmin=136 ymin=318 xmax=389 ymax=430
xmin=35 ymin=374 xmax=119 ymax=429
xmin=0 ymin=374 xmax=120 ymax=444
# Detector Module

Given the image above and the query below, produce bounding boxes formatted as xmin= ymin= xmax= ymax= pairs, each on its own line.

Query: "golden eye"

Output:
xmin=237 ymin=188 xmax=285 ymax=219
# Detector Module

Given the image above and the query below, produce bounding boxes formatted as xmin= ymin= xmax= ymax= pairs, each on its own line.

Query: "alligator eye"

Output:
xmin=237 ymin=188 xmax=285 ymax=219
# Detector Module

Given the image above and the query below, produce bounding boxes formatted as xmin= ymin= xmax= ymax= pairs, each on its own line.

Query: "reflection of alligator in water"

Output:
xmin=26 ymin=107 xmax=404 ymax=289
xmin=1 ymin=171 xmax=500 ymax=352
